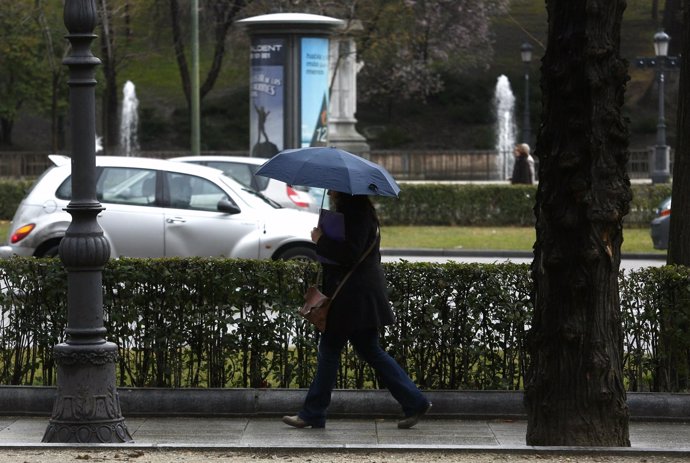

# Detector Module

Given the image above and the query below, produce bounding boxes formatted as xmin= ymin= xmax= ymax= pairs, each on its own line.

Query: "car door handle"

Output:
xmin=166 ymin=217 xmax=186 ymax=224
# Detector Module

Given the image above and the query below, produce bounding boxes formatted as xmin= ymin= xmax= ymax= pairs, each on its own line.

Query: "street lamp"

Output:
xmin=520 ymin=42 xmax=533 ymax=145
xmin=654 ymin=30 xmax=670 ymax=58
xmin=635 ymin=31 xmax=680 ymax=183
xmin=652 ymin=31 xmax=671 ymax=183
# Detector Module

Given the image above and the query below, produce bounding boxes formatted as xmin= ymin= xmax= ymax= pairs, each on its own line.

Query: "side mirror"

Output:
xmin=217 ymin=198 xmax=241 ymax=215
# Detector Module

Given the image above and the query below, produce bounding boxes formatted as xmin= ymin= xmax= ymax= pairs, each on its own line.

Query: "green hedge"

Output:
xmin=0 ymin=180 xmax=673 ymax=227
xmin=373 ymin=183 xmax=672 ymax=227
xmin=1 ymin=257 xmax=688 ymax=392
xmin=0 ymin=179 xmax=34 ymax=221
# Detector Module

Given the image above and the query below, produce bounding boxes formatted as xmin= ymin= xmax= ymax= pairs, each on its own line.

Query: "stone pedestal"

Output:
xmin=43 ymin=343 xmax=131 ymax=443
xmin=328 ymin=36 xmax=370 ymax=155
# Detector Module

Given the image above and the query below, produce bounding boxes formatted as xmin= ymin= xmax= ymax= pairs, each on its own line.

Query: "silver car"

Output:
xmin=0 ymin=155 xmax=318 ymax=260
xmin=650 ymin=196 xmax=671 ymax=250
xmin=171 ymin=155 xmax=327 ymax=213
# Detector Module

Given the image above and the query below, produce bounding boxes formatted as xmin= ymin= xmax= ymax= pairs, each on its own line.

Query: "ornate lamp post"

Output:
xmin=520 ymin=42 xmax=533 ymax=145
xmin=42 ymin=0 xmax=131 ymax=443
xmin=635 ymin=31 xmax=680 ymax=183
xmin=652 ymin=31 xmax=671 ymax=183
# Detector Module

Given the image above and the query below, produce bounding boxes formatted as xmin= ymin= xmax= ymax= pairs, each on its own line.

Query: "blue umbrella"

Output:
xmin=255 ymin=147 xmax=401 ymax=197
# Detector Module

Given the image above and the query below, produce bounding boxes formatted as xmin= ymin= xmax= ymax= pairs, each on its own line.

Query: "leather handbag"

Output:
xmin=300 ymin=286 xmax=331 ymax=332
xmin=300 ymin=229 xmax=379 ymax=332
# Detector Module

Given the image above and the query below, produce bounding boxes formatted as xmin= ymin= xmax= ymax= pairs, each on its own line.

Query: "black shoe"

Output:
xmin=397 ymin=402 xmax=432 ymax=429
xmin=282 ymin=415 xmax=325 ymax=429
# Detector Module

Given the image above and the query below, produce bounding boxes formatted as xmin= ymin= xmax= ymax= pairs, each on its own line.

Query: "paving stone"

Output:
xmin=0 ymin=417 xmax=46 ymax=443
xmin=0 ymin=415 xmax=687 ymax=453
xmin=378 ymin=435 xmax=498 ymax=445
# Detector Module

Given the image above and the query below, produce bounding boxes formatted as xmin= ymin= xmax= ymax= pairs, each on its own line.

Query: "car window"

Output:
xmin=54 ymin=170 xmax=72 ymax=200
xmin=205 ymin=161 xmax=270 ymax=192
xmin=218 ymin=175 xmax=280 ymax=210
xmin=204 ymin=162 xmax=250 ymax=187
xmin=97 ymin=167 xmax=157 ymax=206
xmin=166 ymin=172 xmax=234 ymax=212
xmin=249 ymin=166 xmax=270 ymax=191
xmin=55 ymin=167 xmax=158 ymax=206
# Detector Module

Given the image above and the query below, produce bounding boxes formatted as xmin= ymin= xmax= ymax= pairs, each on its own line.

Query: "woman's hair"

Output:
xmin=334 ymin=193 xmax=379 ymax=225
xmin=515 ymin=143 xmax=530 ymax=156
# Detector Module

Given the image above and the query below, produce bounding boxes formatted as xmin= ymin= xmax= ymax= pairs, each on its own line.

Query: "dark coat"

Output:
xmin=511 ymin=155 xmax=533 ymax=185
xmin=316 ymin=202 xmax=395 ymax=335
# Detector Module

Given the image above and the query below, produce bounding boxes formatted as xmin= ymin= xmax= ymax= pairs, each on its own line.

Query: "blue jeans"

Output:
xmin=298 ymin=328 xmax=428 ymax=427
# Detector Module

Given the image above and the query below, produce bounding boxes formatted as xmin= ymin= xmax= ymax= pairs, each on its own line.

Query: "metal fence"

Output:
xmin=0 ymin=148 xmax=664 ymax=180
xmin=368 ymin=148 xmax=662 ymax=181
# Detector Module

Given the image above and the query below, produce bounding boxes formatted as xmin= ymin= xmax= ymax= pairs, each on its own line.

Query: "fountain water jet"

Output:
xmin=494 ymin=75 xmax=516 ymax=180
xmin=120 ymin=81 xmax=139 ymax=156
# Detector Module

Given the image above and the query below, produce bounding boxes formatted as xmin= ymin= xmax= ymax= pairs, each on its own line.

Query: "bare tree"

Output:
xmin=525 ymin=0 xmax=631 ymax=446
xmin=244 ymin=0 xmax=509 ymax=107
xmin=36 ymin=0 xmax=68 ymax=152
xmin=0 ymin=0 xmax=49 ymax=146
xmin=356 ymin=0 xmax=510 ymax=104
xmin=169 ymin=0 xmax=247 ymax=109
xmin=97 ymin=0 xmax=137 ymax=153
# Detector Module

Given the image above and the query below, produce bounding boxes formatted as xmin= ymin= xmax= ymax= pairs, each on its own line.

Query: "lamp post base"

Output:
xmin=649 ymin=144 xmax=671 ymax=184
xmin=42 ymin=342 xmax=132 ymax=443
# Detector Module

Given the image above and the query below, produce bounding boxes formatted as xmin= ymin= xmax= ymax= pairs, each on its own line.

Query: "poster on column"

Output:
xmin=250 ymin=37 xmax=285 ymax=158
xmin=301 ymin=37 xmax=329 ymax=148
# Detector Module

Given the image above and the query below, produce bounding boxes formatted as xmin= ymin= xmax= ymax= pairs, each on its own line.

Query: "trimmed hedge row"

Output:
xmin=0 ymin=179 xmax=672 ymax=227
xmin=373 ymin=183 xmax=672 ymax=227
xmin=1 ymin=257 xmax=688 ymax=392
xmin=0 ymin=179 xmax=34 ymax=221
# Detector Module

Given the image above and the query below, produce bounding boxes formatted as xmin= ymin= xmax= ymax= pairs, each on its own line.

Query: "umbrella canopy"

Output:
xmin=255 ymin=147 xmax=400 ymax=197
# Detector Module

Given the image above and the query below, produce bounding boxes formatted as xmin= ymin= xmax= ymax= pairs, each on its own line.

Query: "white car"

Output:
xmin=0 ymin=155 xmax=318 ymax=260
xmin=170 ymin=155 xmax=326 ymax=213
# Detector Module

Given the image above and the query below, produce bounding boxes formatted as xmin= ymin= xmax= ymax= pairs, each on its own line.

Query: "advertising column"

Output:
xmin=238 ymin=13 xmax=343 ymax=153
xmin=300 ymin=37 xmax=330 ymax=147
xmin=250 ymin=38 xmax=285 ymax=158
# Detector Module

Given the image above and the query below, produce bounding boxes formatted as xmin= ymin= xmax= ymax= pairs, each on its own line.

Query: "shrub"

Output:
xmin=0 ymin=257 xmax=687 ymax=391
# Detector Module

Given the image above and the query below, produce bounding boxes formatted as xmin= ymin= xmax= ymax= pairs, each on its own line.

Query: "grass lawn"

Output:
xmin=381 ymin=226 xmax=664 ymax=255
xmin=0 ymin=221 xmax=663 ymax=255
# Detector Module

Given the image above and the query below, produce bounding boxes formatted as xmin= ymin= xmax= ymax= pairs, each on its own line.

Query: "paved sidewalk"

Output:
xmin=2 ymin=416 xmax=690 ymax=456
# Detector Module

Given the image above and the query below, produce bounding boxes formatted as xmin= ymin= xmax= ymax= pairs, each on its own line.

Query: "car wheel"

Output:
xmin=276 ymin=245 xmax=317 ymax=262
xmin=39 ymin=244 xmax=60 ymax=258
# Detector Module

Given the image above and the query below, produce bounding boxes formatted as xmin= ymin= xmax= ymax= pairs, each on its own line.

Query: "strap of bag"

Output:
xmin=329 ymin=227 xmax=379 ymax=302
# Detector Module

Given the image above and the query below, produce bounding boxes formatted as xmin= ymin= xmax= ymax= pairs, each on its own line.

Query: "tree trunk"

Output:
xmin=102 ymin=66 xmax=119 ymax=153
xmin=169 ymin=0 xmax=246 ymax=111
xmin=525 ymin=0 xmax=631 ymax=446
xmin=199 ymin=0 xmax=245 ymax=100
xmin=36 ymin=0 xmax=65 ymax=153
xmin=51 ymin=75 xmax=60 ymax=152
xmin=169 ymin=0 xmax=192 ymax=108
xmin=667 ymin=0 xmax=690 ymax=264
xmin=1 ymin=118 xmax=13 ymax=145
xmin=663 ymin=0 xmax=684 ymax=56
xmin=99 ymin=0 xmax=119 ymax=153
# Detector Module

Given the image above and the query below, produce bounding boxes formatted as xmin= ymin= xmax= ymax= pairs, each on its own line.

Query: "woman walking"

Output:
xmin=282 ymin=190 xmax=431 ymax=429
xmin=511 ymin=143 xmax=534 ymax=185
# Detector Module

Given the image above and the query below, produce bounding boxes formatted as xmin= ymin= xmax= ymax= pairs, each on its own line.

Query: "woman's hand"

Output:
xmin=311 ymin=227 xmax=323 ymax=243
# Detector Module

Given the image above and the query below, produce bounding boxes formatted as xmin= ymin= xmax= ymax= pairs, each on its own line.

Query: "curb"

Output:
xmin=1 ymin=387 xmax=688 ymax=420
xmin=1 ymin=443 xmax=690 ymax=456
